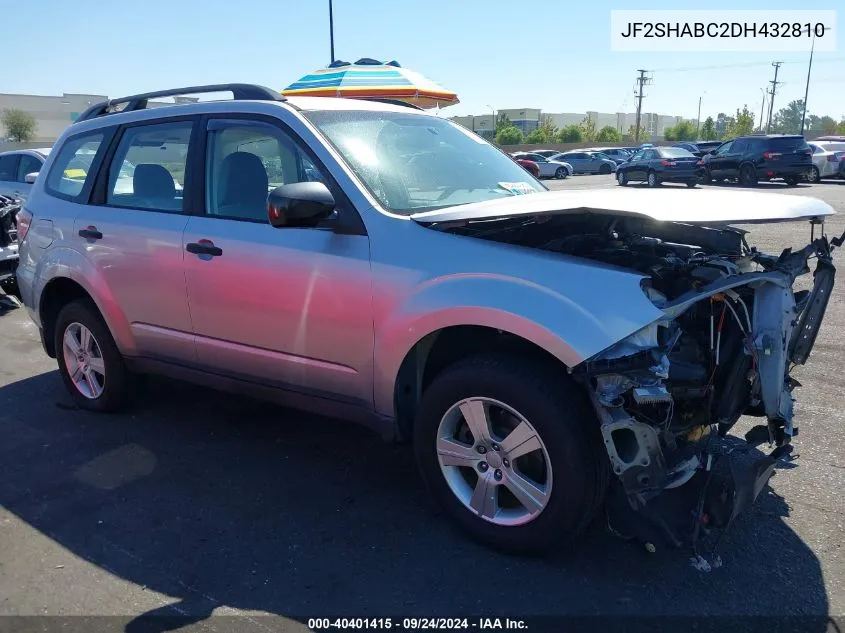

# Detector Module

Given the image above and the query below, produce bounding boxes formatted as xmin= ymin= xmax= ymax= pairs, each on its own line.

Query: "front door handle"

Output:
xmin=186 ymin=240 xmax=223 ymax=257
xmin=78 ymin=226 xmax=103 ymax=240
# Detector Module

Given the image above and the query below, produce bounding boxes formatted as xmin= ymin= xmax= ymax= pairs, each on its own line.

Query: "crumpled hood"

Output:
xmin=411 ymin=188 xmax=836 ymax=227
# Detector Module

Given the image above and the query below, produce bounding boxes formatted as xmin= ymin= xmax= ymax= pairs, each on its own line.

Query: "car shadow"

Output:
xmin=0 ymin=369 xmax=832 ymax=632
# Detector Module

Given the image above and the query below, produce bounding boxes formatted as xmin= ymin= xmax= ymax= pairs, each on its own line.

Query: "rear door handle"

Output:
xmin=78 ymin=226 xmax=103 ymax=240
xmin=186 ymin=240 xmax=223 ymax=257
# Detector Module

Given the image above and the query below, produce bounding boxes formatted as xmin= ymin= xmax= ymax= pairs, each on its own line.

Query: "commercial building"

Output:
xmin=452 ymin=108 xmax=693 ymax=141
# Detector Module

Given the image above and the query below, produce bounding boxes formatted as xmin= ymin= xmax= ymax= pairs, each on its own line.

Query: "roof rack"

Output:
xmin=75 ymin=84 xmax=286 ymax=123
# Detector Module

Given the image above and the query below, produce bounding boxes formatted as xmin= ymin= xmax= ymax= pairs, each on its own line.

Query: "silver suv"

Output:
xmin=16 ymin=84 xmax=844 ymax=555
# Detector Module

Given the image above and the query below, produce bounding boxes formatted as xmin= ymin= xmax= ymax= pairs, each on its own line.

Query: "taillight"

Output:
xmin=762 ymin=152 xmax=779 ymax=160
xmin=16 ymin=208 xmax=32 ymax=243
xmin=828 ymin=154 xmax=840 ymax=162
xmin=660 ymin=160 xmax=675 ymax=166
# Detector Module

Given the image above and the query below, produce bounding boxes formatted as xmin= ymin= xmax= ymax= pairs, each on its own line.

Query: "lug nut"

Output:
xmin=476 ymin=445 xmax=487 ymax=454
xmin=503 ymin=458 xmax=510 ymax=468
xmin=494 ymin=469 xmax=503 ymax=481
xmin=478 ymin=462 xmax=489 ymax=472
xmin=491 ymin=443 xmax=500 ymax=451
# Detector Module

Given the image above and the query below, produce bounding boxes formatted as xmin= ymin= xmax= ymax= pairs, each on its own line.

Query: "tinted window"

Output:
xmin=732 ymin=139 xmax=748 ymax=153
xmin=716 ymin=141 xmax=733 ymax=154
xmin=567 ymin=153 xmax=586 ymax=159
xmin=642 ymin=150 xmax=658 ymax=160
xmin=0 ymin=155 xmax=19 ymax=181
xmin=523 ymin=153 xmax=545 ymax=162
xmin=768 ymin=137 xmax=810 ymax=151
xmin=630 ymin=151 xmax=645 ymax=161
xmin=660 ymin=147 xmax=694 ymax=158
xmin=205 ymin=122 xmax=326 ymax=222
xmin=45 ymin=133 xmax=105 ymax=200
xmin=105 ymin=121 xmax=192 ymax=212
xmin=17 ymin=155 xmax=43 ymax=182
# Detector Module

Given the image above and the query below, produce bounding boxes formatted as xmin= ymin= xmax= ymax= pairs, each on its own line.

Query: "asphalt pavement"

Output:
xmin=2 ymin=176 xmax=845 ymax=632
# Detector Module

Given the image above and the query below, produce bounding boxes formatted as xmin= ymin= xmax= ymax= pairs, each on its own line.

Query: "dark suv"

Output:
xmin=703 ymin=135 xmax=813 ymax=186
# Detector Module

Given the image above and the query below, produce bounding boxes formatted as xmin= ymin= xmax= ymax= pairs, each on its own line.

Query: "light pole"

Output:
xmin=487 ymin=104 xmax=495 ymax=140
xmin=800 ymin=25 xmax=828 ymax=136
xmin=328 ymin=0 xmax=335 ymax=63
xmin=696 ymin=92 xmax=705 ymax=139
xmin=758 ymin=88 xmax=767 ymax=132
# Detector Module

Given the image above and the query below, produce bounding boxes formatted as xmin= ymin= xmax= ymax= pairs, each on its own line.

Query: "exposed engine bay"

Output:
xmin=438 ymin=211 xmax=845 ymax=557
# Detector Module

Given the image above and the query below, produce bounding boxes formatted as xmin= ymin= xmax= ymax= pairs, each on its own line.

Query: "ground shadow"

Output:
xmin=0 ymin=368 xmax=832 ymax=632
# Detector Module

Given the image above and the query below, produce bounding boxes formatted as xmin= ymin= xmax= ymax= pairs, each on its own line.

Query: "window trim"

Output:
xmin=194 ymin=113 xmax=366 ymax=236
xmin=90 ymin=114 xmax=198 ymax=215
xmin=44 ymin=128 xmax=116 ymax=204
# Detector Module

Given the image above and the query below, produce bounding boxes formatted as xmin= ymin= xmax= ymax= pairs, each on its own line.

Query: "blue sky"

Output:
xmin=4 ymin=0 xmax=843 ymax=122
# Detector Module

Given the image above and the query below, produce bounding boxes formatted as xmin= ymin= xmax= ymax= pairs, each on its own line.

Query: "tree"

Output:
xmin=556 ymin=124 xmax=583 ymax=143
xmin=579 ymin=116 xmax=597 ymax=142
xmin=496 ymin=126 xmax=523 ymax=146
xmin=715 ymin=112 xmax=733 ymax=137
xmin=623 ymin=125 xmax=637 ymax=141
xmin=807 ymin=115 xmax=838 ymax=134
xmin=1 ymin=109 xmax=37 ymax=142
xmin=838 ymin=119 xmax=845 ymax=135
xmin=664 ymin=120 xmax=697 ymax=141
xmin=495 ymin=112 xmax=512 ymax=133
xmin=724 ymin=105 xmax=755 ymax=138
xmin=771 ymin=99 xmax=804 ymax=134
xmin=700 ymin=116 xmax=717 ymax=140
xmin=525 ymin=129 xmax=546 ymax=144
xmin=595 ymin=126 xmax=621 ymax=143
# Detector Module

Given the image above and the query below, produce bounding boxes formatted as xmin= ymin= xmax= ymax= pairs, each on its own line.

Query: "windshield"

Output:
xmin=304 ymin=110 xmax=546 ymax=215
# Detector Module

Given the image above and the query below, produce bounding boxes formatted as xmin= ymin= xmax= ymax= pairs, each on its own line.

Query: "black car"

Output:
xmin=694 ymin=140 xmax=724 ymax=155
xmin=672 ymin=142 xmax=705 ymax=157
xmin=702 ymin=134 xmax=813 ymax=186
xmin=616 ymin=146 xmax=704 ymax=187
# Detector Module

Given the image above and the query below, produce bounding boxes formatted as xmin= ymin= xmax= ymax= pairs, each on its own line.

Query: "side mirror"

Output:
xmin=267 ymin=181 xmax=335 ymax=228
xmin=24 ymin=172 xmax=39 ymax=184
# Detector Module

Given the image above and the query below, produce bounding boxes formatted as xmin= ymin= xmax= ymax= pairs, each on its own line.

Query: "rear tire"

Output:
xmin=54 ymin=299 xmax=133 ymax=412
xmin=413 ymin=354 xmax=607 ymax=554
xmin=600 ymin=164 xmax=612 ymax=175
xmin=617 ymin=170 xmax=628 ymax=186
xmin=555 ymin=167 xmax=567 ymax=180
xmin=686 ymin=179 xmax=698 ymax=188
xmin=739 ymin=164 xmax=758 ymax=187
xmin=808 ymin=166 xmax=820 ymax=183
xmin=784 ymin=176 xmax=799 ymax=186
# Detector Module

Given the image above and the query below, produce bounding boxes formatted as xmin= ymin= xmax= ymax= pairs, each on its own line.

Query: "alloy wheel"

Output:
xmin=62 ymin=322 xmax=106 ymax=399
xmin=436 ymin=397 xmax=553 ymax=526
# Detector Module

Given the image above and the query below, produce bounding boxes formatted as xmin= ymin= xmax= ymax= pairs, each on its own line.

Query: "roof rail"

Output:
xmin=75 ymin=84 xmax=286 ymax=123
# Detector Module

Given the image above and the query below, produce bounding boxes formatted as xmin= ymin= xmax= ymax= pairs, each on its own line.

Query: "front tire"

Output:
xmin=413 ymin=354 xmax=606 ymax=554
xmin=808 ymin=166 xmax=820 ymax=183
xmin=617 ymin=170 xmax=628 ymax=186
xmin=686 ymin=179 xmax=698 ymax=188
xmin=739 ymin=164 xmax=758 ymax=187
xmin=647 ymin=171 xmax=659 ymax=187
xmin=600 ymin=164 xmax=612 ymax=175
xmin=55 ymin=299 xmax=133 ymax=412
xmin=555 ymin=167 xmax=567 ymax=180
xmin=784 ymin=175 xmax=799 ymax=186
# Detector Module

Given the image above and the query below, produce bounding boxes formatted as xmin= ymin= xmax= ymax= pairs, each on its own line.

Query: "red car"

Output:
xmin=515 ymin=158 xmax=540 ymax=178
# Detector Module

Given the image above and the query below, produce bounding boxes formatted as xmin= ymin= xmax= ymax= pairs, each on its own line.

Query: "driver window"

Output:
xmin=205 ymin=124 xmax=326 ymax=221
xmin=717 ymin=142 xmax=733 ymax=154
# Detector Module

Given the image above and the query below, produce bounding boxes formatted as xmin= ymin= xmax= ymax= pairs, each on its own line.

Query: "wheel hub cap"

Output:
xmin=62 ymin=322 xmax=105 ymax=400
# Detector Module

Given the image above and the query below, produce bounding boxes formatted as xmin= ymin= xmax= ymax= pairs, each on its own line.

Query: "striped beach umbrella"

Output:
xmin=282 ymin=58 xmax=459 ymax=109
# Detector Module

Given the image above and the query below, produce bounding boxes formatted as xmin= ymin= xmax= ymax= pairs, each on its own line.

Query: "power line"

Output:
xmin=766 ymin=62 xmax=783 ymax=133
xmin=651 ymin=56 xmax=845 ymax=74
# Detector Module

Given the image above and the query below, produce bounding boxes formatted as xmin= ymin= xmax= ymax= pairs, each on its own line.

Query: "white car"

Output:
xmin=808 ymin=142 xmax=845 ymax=182
xmin=511 ymin=152 xmax=572 ymax=179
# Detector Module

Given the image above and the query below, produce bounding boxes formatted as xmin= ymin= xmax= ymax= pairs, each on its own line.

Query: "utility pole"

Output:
xmin=766 ymin=62 xmax=782 ymax=133
xmin=758 ymin=88 xmax=767 ymax=132
xmin=634 ymin=70 xmax=650 ymax=143
xmin=329 ymin=0 xmax=335 ymax=63
xmin=696 ymin=95 xmax=703 ymax=139
xmin=800 ymin=25 xmax=821 ymax=136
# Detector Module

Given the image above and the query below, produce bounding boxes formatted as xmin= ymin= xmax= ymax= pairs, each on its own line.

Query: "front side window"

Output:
xmin=717 ymin=141 xmax=733 ymax=154
xmin=304 ymin=110 xmax=546 ymax=215
xmin=205 ymin=122 xmax=325 ymax=222
xmin=0 ymin=155 xmax=18 ymax=181
xmin=106 ymin=121 xmax=192 ymax=212
xmin=45 ymin=133 xmax=105 ymax=200
xmin=17 ymin=155 xmax=43 ymax=182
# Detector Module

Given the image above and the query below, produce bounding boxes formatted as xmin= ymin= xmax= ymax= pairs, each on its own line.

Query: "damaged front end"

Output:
xmin=571 ymin=220 xmax=844 ymax=554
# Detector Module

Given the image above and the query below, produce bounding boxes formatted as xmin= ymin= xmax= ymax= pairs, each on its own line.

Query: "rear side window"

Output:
xmin=45 ymin=133 xmax=106 ymax=201
xmin=0 ymin=155 xmax=19 ymax=181
xmin=768 ymin=137 xmax=809 ymax=151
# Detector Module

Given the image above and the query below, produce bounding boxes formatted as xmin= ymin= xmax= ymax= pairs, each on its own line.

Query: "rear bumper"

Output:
xmin=660 ymin=168 xmax=704 ymax=182
xmin=756 ymin=164 xmax=812 ymax=179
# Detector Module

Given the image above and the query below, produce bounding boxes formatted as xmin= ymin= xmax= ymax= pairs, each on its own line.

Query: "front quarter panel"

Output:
xmin=370 ymin=218 xmax=666 ymax=417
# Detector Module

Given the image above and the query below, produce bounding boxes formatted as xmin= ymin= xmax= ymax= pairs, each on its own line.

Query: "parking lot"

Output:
xmin=2 ymin=176 xmax=845 ymax=631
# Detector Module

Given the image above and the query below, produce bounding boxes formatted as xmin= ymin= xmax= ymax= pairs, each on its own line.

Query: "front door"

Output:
xmin=71 ymin=118 xmax=196 ymax=363
xmin=708 ymin=141 xmax=734 ymax=179
xmin=182 ymin=116 xmax=374 ymax=408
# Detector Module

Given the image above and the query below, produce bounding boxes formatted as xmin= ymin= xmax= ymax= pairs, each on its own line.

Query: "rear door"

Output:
xmin=707 ymin=141 xmax=733 ymax=178
xmin=71 ymin=117 xmax=197 ymax=363
xmin=626 ymin=150 xmax=648 ymax=180
xmin=565 ymin=152 xmax=586 ymax=173
xmin=0 ymin=154 xmax=20 ymax=197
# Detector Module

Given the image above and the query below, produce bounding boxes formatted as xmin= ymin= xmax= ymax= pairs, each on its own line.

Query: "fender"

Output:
xmin=32 ymin=245 xmax=137 ymax=356
xmin=372 ymin=272 xmax=666 ymax=417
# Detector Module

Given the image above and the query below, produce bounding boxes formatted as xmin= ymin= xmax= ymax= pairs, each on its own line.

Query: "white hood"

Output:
xmin=411 ymin=188 xmax=835 ymax=226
